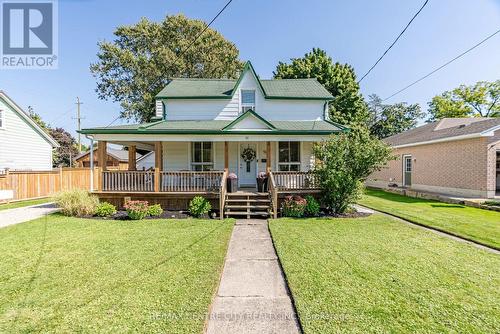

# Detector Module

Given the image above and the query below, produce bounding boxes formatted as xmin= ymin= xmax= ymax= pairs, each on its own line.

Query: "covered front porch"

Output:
xmin=90 ymin=139 xmax=321 ymax=218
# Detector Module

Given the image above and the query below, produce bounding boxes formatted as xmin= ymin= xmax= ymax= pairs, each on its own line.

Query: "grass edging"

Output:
xmin=202 ymin=219 xmax=236 ymax=333
xmin=359 ymin=203 xmax=500 ymax=252
xmin=266 ymin=219 xmax=305 ymax=333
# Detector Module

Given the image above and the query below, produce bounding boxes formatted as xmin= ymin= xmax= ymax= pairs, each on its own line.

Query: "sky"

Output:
xmin=1 ymin=0 xmax=500 ymax=142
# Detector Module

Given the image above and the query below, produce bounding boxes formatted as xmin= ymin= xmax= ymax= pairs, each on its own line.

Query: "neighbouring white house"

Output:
xmin=79 ymin=61 xmax=346 ymax=217
xmin=0 ymin=91 xmax=59 ymax=171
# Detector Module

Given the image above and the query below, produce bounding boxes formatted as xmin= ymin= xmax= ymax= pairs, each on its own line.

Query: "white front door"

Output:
xmin=239 ymin=143 xmax=257 ymax=187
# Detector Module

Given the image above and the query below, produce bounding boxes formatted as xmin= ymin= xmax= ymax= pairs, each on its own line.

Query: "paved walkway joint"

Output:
xmin=0 ymin=203 xmax=59 ymax=229
xmin=206 ymin=219 xmax=301 ymax=334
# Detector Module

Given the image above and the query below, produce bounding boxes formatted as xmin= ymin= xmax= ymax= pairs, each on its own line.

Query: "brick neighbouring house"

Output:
xmin=367 ymin=118 xmax=500 ymax=199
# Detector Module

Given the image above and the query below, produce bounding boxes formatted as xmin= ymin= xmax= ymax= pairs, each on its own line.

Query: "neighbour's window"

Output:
xmin=405 ymin=156 xmax=412 ymax=172
xmin=191 ymin=142 xmax=213 ymax=171
xmin=241 ymin=90 xmax=255 ymax=113
xmin=278 ymin=142 xmax=300 ymax=171
xmin=0 ymin=110 xmax=3 ymax=128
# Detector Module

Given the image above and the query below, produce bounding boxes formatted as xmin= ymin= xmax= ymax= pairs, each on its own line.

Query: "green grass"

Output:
xmin=0 ymin=214 xmax=234 ymax=333
xmin=0 ymin=198 xmax=52 ymax=211
xmin=359 ymin=188 xmax=500 ymax=249
xmin=269 ymin=216 xmax=500 ymax=333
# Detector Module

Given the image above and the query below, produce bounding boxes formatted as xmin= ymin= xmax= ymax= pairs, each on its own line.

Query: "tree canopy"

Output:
xmin=273 ymin=48 xmax=368 ymax=126
xmin=28 ymin=109 xmax=79 ymax=167
xmin=427 ymin=80 xmax=500 ymax=121
xmin=90 ymin=14 xmax=244 ymax=123
xmin=367 ymin=94 xmax=423 ymax=139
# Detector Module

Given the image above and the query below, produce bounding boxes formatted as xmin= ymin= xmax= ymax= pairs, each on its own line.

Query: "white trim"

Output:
xmin=0 ymin=91 xmax=59 ymax=147
xmin=402 ymin=154 xmax=412 ymax=187
xmin=91 ymin=133 xmax=328 ymax=142
xmin=392 ymin=130 xmax=499 ymax=149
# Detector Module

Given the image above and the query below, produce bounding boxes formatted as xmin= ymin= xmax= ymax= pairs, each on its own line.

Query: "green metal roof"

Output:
xmin=79 ymin=119 xmax=346 ymax=135
xmin=156 ymin=61 xmax=333 ymax=100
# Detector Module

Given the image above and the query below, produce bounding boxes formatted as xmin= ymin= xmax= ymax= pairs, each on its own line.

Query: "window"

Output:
xmin=0 ymin=110 xmax=3 ymax=128
xmin=241 ymin=90 xmax=255 ymax=113
xmin=278 ymin=142 xmax=300 ymax=171
xmin=191 ymin=142 xmax=213 ymax=171
xmin=404 ymin=156 xmax=412 ymax=172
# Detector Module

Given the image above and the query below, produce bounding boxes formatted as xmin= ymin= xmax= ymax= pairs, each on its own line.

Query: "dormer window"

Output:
xmin=241 ymin=90 xmax=255 ymax=113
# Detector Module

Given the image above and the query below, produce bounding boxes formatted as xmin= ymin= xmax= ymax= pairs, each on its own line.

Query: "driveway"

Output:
xmin=0 ymin=203 xmax=59 ymax=228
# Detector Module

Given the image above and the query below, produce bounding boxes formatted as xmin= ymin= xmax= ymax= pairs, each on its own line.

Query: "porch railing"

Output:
xmin=272 ymin=171 xmax=320 ymax=190
xmin=102 ymin=171 xmax=155 ymax=192
xmin=160 ymin=171 xmax=224 ymax=192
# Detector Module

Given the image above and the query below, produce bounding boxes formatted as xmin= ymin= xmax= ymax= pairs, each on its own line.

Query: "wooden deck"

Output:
xmin=94 ymin=170 xmax=321 ymax=218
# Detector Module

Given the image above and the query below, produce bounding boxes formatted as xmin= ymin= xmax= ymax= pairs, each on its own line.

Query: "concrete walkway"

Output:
xmin=206 ymin=219 xmax=301 ymax=334
xmin=0 ymin=203 xmax=59 ymax=229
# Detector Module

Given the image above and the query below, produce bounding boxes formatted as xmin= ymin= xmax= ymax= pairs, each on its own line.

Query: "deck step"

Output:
xmin=225 ymin=199 xmax=270 ymax=203
xmin=224 ymin=211 xmax=269 ymax=216
xmin=225 ymin=205 xmax=270 ymax=210
xmin=226 ymin=193 xmax=269 ymax=197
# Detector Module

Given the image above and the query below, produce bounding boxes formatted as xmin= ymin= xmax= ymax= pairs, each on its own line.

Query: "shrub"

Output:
xmin=124 ymin=200 xmax=149 ymax=220
xmin=54 ymin=189 xmax=99 ymax=217
xmin=95 ymin=202 xmax=117 ymax=217
xmin=188 ymin=196 xmax=212 ymax=218
xmin=147 ymin=204 xmax=163 ymax=217
xmin=282 ymin=195 xmax=307 ymax=218
xmin=304 ymin=195 xmax=320 ymax=217
xmin=313 ymin=126 xmax=394 ymax=214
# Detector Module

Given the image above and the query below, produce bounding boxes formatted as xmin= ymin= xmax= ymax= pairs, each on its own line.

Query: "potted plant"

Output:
xmin=227 ymin=173 xmax=238 ymax=193
xmin=256 ymin=171 xmax=268 ymax=192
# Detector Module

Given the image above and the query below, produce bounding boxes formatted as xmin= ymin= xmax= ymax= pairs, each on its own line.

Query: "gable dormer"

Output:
xmin=155 ymin=61 xmax=333 ymax=122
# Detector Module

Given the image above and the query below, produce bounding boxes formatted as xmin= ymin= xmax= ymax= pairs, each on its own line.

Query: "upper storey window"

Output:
xmin=241 ymin=90 xmax=255 ymax=113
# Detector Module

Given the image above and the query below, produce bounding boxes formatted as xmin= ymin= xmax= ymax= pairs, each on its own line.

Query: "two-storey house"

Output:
xmin=80 ymin=62 xmax=346 ymax=217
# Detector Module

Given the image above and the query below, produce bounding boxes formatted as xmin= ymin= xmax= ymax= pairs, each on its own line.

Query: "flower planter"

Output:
xmin=227 ymin=175 xmax=238 ymax=193
xmin=256 ymin=177 xmax=268 ymax=192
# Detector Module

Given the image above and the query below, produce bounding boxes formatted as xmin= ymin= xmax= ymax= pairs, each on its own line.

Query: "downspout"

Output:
xmin=323 ymin=101 xmax=329 ymax=120
xmin=85 ymin=135 xmax=94 ymax=191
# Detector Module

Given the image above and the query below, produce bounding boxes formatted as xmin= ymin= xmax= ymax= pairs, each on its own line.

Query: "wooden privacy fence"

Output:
xmin=0 ymin=168 xmax=98 ymax=201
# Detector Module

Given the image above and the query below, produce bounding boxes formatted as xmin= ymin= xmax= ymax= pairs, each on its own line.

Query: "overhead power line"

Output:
xmin=358 ymin=0 xmax=430 ymax=83
xmin=383 ymin=28 xmax=500 ymax=101
xmin=106 ymin=0 xmax=235 ymax=128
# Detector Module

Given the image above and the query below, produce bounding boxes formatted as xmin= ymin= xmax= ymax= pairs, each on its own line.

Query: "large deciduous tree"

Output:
xmin=274 ymin=48 xmax=369 ymax=126
xmin=427 ymin=80 xmax=500 ymax=121
xmin=368 ymin=94 xmax=423 ymax=139
xmin=90 ymin=14 xmax=244 ymax=123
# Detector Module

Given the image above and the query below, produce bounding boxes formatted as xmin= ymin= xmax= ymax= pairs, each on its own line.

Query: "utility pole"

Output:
xmin=75 ymin=97 xmax=83 ymax=152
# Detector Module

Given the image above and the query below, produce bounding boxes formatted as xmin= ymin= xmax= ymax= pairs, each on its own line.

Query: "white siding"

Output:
xmin=162 ymin=142 xmax=190 ymax=170
xmin=0 ymin=97 xmax=53 ymax=171
xmin=139 ymin=140 xmax=315 ymax=174
xmin=162 ymin=72 xmax=325 ymax=121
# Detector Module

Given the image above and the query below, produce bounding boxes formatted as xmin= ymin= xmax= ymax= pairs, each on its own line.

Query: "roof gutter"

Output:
xmin=391 ymin=132 xmax=493 ymax=149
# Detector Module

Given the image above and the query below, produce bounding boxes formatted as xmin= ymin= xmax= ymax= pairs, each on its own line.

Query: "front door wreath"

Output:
xmin=241 ymin=147 xmax=256 ymax=162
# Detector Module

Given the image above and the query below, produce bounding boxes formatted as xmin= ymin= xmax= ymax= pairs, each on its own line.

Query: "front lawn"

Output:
xmin=360 ymin=188 xmax=500 ymax=249
xmin=0 ymin=215 xmax=234 ymax=333
xmin=0 ymin=198 xmax=51 ymax=211
xmin=270 ymin=216 xmax=500 ymax=333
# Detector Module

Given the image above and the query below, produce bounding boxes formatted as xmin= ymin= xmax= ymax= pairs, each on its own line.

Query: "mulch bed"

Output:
xmin=81 ymin=210 xmax=217 ymax=221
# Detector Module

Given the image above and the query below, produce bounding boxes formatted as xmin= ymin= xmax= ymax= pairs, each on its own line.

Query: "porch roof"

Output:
xmin=79 ymin=119 xmax=347 ymax=135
